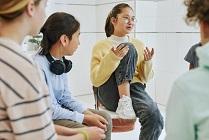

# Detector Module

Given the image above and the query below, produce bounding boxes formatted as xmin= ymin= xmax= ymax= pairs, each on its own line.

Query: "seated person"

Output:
xmin=0 ymin=0 xmax=105 ymax=140
xmin=34 ymin=12 xmax=112 ymax=140
xmin=90 ymin=3 xmax=163 ymax=140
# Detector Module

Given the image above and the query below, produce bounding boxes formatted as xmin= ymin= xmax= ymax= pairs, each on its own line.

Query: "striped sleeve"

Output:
xmin=0 ymin=43 xmax=56 ymax=140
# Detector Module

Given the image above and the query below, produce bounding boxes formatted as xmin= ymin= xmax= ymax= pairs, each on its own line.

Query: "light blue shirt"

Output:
xmin=34 ymin=54 xmax=87 ymax=123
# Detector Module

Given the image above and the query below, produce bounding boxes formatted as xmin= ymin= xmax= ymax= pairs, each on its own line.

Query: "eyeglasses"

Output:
xmin=118 ymin=16 xmax=137 ymax=24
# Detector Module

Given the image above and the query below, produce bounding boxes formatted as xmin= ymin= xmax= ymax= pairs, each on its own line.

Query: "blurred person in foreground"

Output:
xmin=166 ymin=0 xmax=209 ymax=140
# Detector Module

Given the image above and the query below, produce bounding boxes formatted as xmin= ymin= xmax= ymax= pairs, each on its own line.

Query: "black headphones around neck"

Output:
xmin=46 ymin=53 xmax=72 ymax=75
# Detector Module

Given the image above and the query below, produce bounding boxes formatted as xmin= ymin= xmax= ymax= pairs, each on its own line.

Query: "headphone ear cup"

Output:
xmin=63 ymin=58 xmax=72 ymax=73
xmin=50 ymin=60 xmax=66 ymax=75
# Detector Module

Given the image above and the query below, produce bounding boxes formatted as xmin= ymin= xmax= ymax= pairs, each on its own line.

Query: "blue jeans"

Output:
xmin=93 ymin=43 xmax=163 ymax=140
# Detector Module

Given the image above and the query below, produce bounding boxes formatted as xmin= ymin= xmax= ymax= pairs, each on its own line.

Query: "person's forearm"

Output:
xmin=57 ymin=134 xmax=84 ymax=140
xmin=55 ymin=125 xmax=78 ymax=136
xmin=52 ymin=103 xmax=84 ymax=123
xmin=83 ymin=109 xmax=94 ymax=115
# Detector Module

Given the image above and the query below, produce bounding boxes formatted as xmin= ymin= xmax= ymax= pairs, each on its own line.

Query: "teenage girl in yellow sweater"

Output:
xmin=90 ymin=3 xmax=163 ymax=140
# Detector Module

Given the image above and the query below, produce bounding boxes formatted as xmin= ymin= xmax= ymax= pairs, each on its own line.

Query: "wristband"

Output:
xmin=79 ymin=130 xmax=89 ymax=140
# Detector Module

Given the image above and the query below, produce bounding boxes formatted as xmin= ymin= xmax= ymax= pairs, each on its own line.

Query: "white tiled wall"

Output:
xmin=154 ymin=0 xmax=199 ymax=106
xmin=46 ymin=0 xmax=200 ymax=106
xmin=135 ymin=1 xmax=157 ymax=32
xmin=46 ymin=1 xmax=96 ymax=32
xmin=48 ymin=0 xmax=95 ymax=5
xmin=95 ymin=0 xmax=134 ymax=5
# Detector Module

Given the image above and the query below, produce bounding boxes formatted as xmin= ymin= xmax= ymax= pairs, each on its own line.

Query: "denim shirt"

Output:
xmin=34 ymin=54 xmax=87 ymax=123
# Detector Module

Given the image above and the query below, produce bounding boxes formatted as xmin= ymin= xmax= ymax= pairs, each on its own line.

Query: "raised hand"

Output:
xmin=144 ymin=47 xmax=154 ymax=61
xmin=112 ymin=43 xmax=129 ymax=58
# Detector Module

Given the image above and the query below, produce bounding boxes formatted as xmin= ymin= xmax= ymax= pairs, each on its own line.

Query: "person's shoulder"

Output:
xmin=173 ymin=67 xmax=209 ymax=111
xmin=171 ymin=71 xmax=195 ymax=99
xmin=190 ymin=42 xmax=201 ymax=51
xmin=174 ymin=67 xmax=206 ymax=92
xmin=130 ymin=38 xmax=145 ymax=46
xmin=33 ymin=54 xmax=48 ymax=69
xmin=94 ymin=39 xmax=110 ymax=46
xmin=184 ymin=43 xmax=200 ymax=62
xmin=33 ymin=53 xmax=45 ymax=63
xmin=93 ymin=38 xmax=112 ymax=51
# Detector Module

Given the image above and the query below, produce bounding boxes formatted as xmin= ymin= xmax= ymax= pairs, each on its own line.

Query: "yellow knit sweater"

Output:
xmin=90 ymin=37 xmax=154 ymax=87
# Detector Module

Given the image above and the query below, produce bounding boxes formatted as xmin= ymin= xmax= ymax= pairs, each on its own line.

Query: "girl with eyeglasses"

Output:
xmin=90 ymin=3 xmax=163 ymax=140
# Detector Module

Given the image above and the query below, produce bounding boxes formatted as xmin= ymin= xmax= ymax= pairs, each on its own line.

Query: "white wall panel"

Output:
xmin=46 ymin=3 xmax=96 ymax=32
xmin=155 ymin=33 xmax=199 ymax=105
xmin=155 ymin=70 xmax=179 ymax=106
xmin=48 ymin=0 xmax=96 ymax=5
xmin=156 ymin=0 xmax=199 ymax=32
xmin=135 ymin=1 xmax=157 ymax=32
xmin=67 ymin=34 xmax=96 ymax=96
xmin=96 ymin=0 xmax=134 ymax=5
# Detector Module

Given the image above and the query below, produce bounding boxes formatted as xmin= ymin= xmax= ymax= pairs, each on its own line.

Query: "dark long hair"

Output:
xmin=39 ymin=12 xmax=80 ymax=55
xmin=105 ymin=3 xmax=132 ymax=37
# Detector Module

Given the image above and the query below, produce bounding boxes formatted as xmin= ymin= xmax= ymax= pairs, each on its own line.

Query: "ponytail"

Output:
xmin=104 ymin=3 xmax=133 ymax=37
xmin=39 ymin=27 xmax=50 ymax=55
xmin=105 ymin=13 xmax=114 ymax=37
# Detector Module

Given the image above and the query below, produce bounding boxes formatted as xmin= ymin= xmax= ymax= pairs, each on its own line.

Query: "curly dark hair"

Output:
xmin=184 ymin=0 xmax=209 ymax=25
